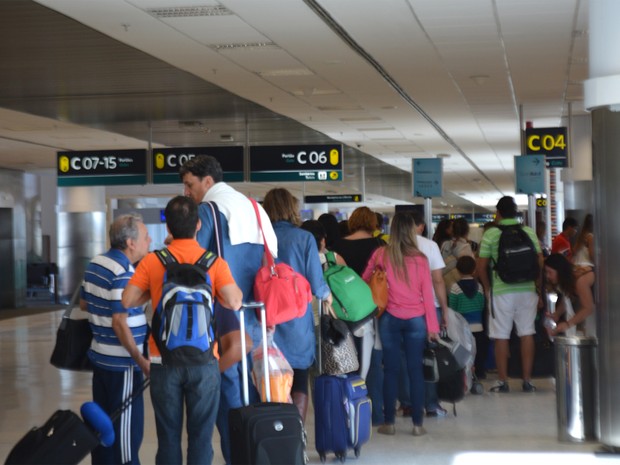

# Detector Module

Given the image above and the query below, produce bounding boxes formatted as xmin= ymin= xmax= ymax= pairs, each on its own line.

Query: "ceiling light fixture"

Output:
xmin=470 ymin=75 xmax=490 ymax=86
xmin=211 ymin=42 xmax=279 ymax=51
xmin=147 ymin=6 xmax=233 ymax=18
xmin=259 ymin=68 xmax=314 ymax=77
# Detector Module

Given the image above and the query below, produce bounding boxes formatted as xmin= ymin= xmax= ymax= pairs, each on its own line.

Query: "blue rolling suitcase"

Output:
xmin=314 ymin=301 xmax=371 ymax=463
xmin=314 ymin=374 xmax=371 ymax=463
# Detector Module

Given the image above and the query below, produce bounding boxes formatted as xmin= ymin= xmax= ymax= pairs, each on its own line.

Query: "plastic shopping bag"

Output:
xmin=251 ymin=330 xmax=294 ymax=403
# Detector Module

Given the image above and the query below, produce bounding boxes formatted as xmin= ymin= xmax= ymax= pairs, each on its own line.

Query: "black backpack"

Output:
xmin=493 ymin=224 xmax=539 ymax=283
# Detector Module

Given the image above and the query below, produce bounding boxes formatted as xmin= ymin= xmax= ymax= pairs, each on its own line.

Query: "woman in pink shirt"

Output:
xmin=363 ymin=212 xmax=440 ymax=437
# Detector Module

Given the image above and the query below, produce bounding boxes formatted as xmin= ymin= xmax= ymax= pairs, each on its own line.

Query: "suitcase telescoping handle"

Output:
xmin=239 ymin=302 xmax=270 ymax=406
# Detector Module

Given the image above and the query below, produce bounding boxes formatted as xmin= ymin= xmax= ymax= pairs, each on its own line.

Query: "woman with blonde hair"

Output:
xmin=262 ymin=188 xmax=332 ymax=425
xmin=363 ymin=212 xmax=440 ymax=437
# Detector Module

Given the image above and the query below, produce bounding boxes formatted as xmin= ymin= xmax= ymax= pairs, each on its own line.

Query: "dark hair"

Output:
xmin=456 ymin=255 xmax=476 ymax=275
xmin=432 ymin=219 xmax=453 ymax=246
xmin=318 ymin=213 xmax=340 ymax=249
xmin=452 ymin=218 xmax=470 ymax=239
xmin=562 ymin=217 xmax=579 ymax=231
xmin=301 ymin=220 xmax=326 ymax=250
xmin=165 ymin=196 xmax=198 ymax=239
xmin=544 ymin=253 xmax=575 ymax=296
xmin=109 ymin=214 xmax=143 ymax=251
xmin=496 ymin=196 xmax=517 ymax=218
xmin=178 ymin=155 xmax=223 ymax=183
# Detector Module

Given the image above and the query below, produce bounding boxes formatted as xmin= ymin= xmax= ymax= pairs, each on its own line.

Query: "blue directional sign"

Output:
xmin=412 ymin=158 xmax=443 ymax=198
xmin=515 ymin=155 xmax=545 ymax=194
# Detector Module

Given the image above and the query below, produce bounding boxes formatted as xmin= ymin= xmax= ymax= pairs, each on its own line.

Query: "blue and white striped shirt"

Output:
xmin=82 ymin=248 xmax=147 ymax=371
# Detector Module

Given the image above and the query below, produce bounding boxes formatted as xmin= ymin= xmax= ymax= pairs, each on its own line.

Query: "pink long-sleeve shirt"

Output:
xmin=363 ymin=248 xmax=440 ymax=334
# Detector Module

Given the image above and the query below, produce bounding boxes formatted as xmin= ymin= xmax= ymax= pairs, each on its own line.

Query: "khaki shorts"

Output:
xmin=488 ymin=291 xmax=538 ymax=339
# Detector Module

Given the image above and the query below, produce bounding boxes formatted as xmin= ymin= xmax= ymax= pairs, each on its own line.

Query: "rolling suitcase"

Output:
xmin=229 ymin=302 xmax=305 ymax=465
xmin=5 ymin=379 xmax=150 ymax=465
xmin=4 ymin=410 xmax=99 ymax=465
xmin=314 ymin=301 xmax=372 ymax=463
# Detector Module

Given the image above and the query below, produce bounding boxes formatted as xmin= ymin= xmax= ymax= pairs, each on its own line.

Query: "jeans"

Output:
xmin=216 ymin=363 xmax=242 ymax=465
xmin=150 ymin=360 xmax=220 ymax=465
xmin=380 ymin=312 xmax=427 ymax=426
xmin=366 ymin=348 xmax=384 ymax=425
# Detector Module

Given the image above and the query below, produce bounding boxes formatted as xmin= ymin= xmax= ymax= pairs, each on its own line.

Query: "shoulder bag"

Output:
xmin=250 ymin=198 xmax=312 ymax=326
xmin=50 ymin=285 xmax=93 ymax=371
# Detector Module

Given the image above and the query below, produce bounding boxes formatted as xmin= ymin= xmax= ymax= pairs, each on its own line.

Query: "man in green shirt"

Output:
xmin=477 ymin=196 xmax=543 ymax=393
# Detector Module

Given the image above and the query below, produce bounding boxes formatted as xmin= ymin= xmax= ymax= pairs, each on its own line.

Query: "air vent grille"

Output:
xmin=147 ymin=6 xmax=233 ymax=18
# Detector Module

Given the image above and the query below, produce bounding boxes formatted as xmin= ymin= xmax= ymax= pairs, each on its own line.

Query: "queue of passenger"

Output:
xmin=78 ymin=165 xmax=596 ymax=465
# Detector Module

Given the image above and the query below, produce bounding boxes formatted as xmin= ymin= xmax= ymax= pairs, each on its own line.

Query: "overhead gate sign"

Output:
xmin=57 ymin=149 xmax=147 ymax=186
xmin=249 ymin=144 xmax=342 ymax=182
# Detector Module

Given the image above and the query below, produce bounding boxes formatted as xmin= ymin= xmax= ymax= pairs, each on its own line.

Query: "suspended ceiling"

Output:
xmin=0 ymin=0 xmax=589 ymax=212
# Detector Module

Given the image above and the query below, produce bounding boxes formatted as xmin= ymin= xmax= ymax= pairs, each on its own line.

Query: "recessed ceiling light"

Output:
xmin=259 ymin=68 xmax=313 ymax=77
xmin=147 ymin=6 xmax=233 ymax=18
xmin=211 ymin=42 xmax=279 ymax=51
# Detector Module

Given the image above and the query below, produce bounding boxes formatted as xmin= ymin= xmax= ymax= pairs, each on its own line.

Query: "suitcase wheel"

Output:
xmin=471 ymin=382 xmax=484 ymax=395
xmin=354 ymin=446 xmax=361 ymax=458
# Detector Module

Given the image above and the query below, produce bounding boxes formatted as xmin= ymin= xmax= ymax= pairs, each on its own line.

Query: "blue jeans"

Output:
xmin=366 ymin=348 xmax=384 ymax=425
xmin=150 ymin=360 xmax=220 ymax=465
xmin=380 ymin=312 xmax=427 ymax=426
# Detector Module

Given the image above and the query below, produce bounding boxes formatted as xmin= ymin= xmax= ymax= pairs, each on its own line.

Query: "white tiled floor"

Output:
xmin=1 ymin=309 xmax=618 ymax=465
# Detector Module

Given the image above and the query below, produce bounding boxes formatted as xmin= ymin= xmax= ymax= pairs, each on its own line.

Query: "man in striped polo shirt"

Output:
xmin=81 ymin=213 xmax=151 ymax=465
xmin=477 ymin=196 xmax=543 ymax=394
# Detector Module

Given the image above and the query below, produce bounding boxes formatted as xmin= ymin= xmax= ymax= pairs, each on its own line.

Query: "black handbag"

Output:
xmin=50 ymin=286 xmax=93 ymax=371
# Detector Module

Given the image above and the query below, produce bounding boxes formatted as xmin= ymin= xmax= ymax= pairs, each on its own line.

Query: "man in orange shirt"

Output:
xmin=551 ymin=217 xmax=578 ymax=260
xmin=122 ymin=196 xmax=242 ymax=465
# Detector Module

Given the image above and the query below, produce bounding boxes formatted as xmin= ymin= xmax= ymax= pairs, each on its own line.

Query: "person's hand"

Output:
xmin=324 ymin=300 xmax=337 ymax=319
xmin=138 ymin=355 xmax=151 ymax=378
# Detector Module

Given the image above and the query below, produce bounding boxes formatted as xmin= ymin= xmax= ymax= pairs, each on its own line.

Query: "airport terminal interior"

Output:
xmin=3 ymin=0 xmax=620 ymax=463
xmin=0 ymin=307 xmax=617 ymax=465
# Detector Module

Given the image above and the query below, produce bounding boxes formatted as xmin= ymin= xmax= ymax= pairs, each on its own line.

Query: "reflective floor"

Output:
xmin=1 ymin=308 xmax=617 ymax=465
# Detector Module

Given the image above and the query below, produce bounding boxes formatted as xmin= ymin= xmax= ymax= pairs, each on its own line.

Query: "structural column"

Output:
xmin=584 ymin=0 xmax=620 ymax=449
xmin=57 ymin=186 xmax=106 ymax=299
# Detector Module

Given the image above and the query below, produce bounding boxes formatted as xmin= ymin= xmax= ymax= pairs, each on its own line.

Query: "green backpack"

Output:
xmin=323 ymin=251 xmax=377 ymax=322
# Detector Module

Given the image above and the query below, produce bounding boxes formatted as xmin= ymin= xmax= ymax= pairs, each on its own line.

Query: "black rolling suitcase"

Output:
xmin=229 ymin=302 xmax=305 ymax=465
xmin=4 ymin=410 xmax=99 ymax=465
xmin=5 ymin=380 xmax=150 ymax=465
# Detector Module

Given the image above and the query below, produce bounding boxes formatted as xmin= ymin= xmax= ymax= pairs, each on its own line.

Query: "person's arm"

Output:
xmin=555 ymin=272 xmax=595 ymax=334
xmin=476 ymin=257 xmax=491 ymax=293
xmin=217 ymin=330 xmax=253 ymax=373
xmin=217 ymin=283 xmax=243 ymax=311
xmin=431 ymin=268 xmax=448 ymax=326
xmin=112 ymin=312 xmax=150 ymax=377
xmin=122 ymin=284 xmax=150 ymax=309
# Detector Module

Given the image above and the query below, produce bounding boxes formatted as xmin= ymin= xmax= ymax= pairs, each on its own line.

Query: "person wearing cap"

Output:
xmin=476 ymin=196 xmax=543 ymax=393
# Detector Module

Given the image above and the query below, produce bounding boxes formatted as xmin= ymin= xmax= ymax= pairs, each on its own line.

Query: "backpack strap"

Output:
xmin=155 ymin=248 xmax=177 ymax=266
xmin=195 ymin=251 xmax=218 ymax=271
xmin=203 ymin=201 xmax=224 ymax=258
xmin=325 ymin=250 xmax=337 ymax=267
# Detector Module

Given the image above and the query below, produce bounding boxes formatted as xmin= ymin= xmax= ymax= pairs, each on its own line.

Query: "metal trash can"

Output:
xmin=555 ymin=335 xmax=599 ymax=442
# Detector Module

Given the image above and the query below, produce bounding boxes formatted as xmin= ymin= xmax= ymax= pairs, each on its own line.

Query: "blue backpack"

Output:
xmin=154 ymin=248 xmax=217 ymax=362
